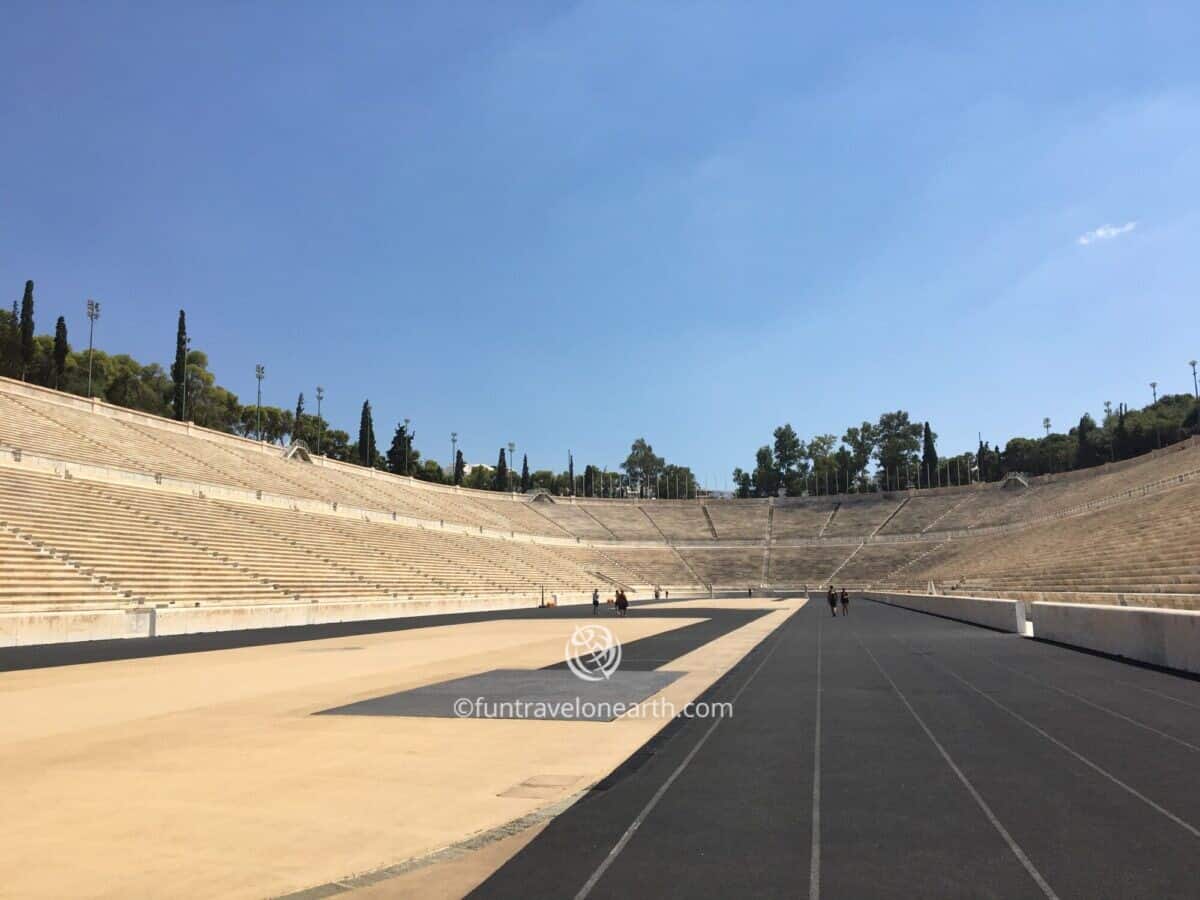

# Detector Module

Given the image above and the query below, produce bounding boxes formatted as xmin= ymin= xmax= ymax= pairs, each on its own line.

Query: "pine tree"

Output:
xmin=53 ymin=316 xmax=69 ymax=388
xmin=19 ymin=280 xmax=34 ymax=380
xmin=171 ymin=310 xmax=188 ymax=420
xmin=921 ymin=422 xmax=938 ymax=488
xmin=453 ymin=449 xmax=465 ymax=485
xmin=493 ymin=447 xmax=509 ymax=491
xmin=386 ymin=422 xmax=409 ymax=474
xmin=0 ymin=302 xmax=17 ymax=378
xmin=520 ymin=454 xmax=530 ymax=492
xmin=977 ymin=439 xmax=994 ymax=482
xmin=293 ymin=393 xmax=305 ymax=444
xmin=358 ymin=400 xmax=377 ymax=467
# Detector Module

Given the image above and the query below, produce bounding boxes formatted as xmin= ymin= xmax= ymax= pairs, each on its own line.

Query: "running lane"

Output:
xmin=473 ymin=598 xmax=1200 ymax=898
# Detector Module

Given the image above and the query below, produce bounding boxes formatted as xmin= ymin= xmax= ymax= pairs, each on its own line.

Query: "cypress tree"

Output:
xmin=521 ymin=454 xmax=530 ymax=492
xmin=493 ymin=447 xmax=509 ymax=491
xmin=358 ymin=400 xmax=377 ymax=467
xmin=921 ymin=422 xmax=938 ymax=487
xmin=53 ymin=316 xmax=69 ymax=388
xmin=568 ymin=452 xmax=575 ymax=496
xmin=171 ymin=310 xmax=188 ymax=420
xmin=294 ymin=393 xmax=305 ymax=444
xmin=453 ymin=449 xmax=465 ymax=485
xmin=19 ymin=280 xmax=34 ymax=380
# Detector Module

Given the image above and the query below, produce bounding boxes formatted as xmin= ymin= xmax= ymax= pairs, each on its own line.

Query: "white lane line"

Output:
xmin=982 ymin=656 xmax=1200 ymax=754
xmin=1012 ymin=650 xmax=1200 ymax=712
xmin=809 ymin=611 xmax=822 ymax=900
xmin=917 ymin=650 xmax=1200 ymax=840
xmin=856 ymin=635 xmax=1059 ymax=900
xmin=1117 ymin=683 xmax=1200 ymax=712
xmin=573 ymin=623 xmax=790 ymax=900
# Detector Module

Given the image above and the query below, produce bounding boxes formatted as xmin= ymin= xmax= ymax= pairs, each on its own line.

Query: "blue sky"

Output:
xmin=3 ymin=2 xmax=1198 ymax=487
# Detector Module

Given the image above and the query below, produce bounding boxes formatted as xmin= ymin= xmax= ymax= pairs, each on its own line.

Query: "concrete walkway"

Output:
xmin=0 ymin=598 xmax=799 ymax=898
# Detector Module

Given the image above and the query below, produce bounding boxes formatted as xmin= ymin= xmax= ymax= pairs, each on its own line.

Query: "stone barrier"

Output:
xmin=0 ymin=593 xmax=593 ymax=648
xmin=1031 ymin=601 xmax=1200 ymax=675
xmin=865 ymin=591 xmax=1025 ymax=633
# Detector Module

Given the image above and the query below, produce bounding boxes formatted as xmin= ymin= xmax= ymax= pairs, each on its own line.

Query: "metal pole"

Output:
xmin=182 ymin=336 xmax=190 ymax=421
xmin=315 ymin=386 xmax=324 ymax=455
xmin=403 ymin=418 xmax=411 ymax=475
xmin=85 ymin=300 xmax=100 ymax=398
xmin=1191 ymin=361 xmax=1198 ymax=399
xmin=255 ymin=365 xmax=264 ymax=441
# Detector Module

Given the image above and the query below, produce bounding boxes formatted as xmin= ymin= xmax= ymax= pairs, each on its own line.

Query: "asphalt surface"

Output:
xmin=473 ymin=597 xmax=1200 ymax=900
xmin=0 ymin=596 xmax=764 ymax=672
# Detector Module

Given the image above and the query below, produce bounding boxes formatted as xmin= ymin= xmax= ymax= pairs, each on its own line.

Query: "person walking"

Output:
xmin=827 ymin=586 xmax=838 ymax=618
xmin=839 ymin=587 xmax=850 ymax=616
xmin=592 ymin=588 xmax=600 ymax=616
xmin=616 ymin=590 xmax=629 ymax=616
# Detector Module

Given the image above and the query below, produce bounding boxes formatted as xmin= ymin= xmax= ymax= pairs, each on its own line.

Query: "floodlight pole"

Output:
xmin=1150 ymin=383 xmax=1160 ymax=447
xmin=315 ymin=386 xmax=324 ymax=454
xmin=85 ymin=300 xmax=100 ymax=398
xmin=182 ymin=336 xmax=191 ymax=421
xmin=404 ymin=418 xmax=411 ymax=475
xmin=507 ymin=442 xmax=516 ymax=492
xmin=451 ymin=432 xmax=457 ymax=473
xmin=255 ymin=365 xmax=265 ymax=441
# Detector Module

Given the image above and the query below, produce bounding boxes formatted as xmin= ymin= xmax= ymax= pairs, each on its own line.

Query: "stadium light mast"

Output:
xmin=85 ymin=299 xmax=101 ymax=398
xmin=315 ymin=386 xmax=324 ymax=455
xmin=1190 ymin=361 xmax=1198 ymax=399
xmin=182 ymin=335 xmax=191 ymax=421
xmin=451 ymin=432 xmax=457 ymax=472
xmin=404 ymin=418 xmax=412 ymax=476
xmin=255 ymin=365 xmax=265 ymax=441
xmin=1150 ymin=382 xmax=1161 ymax=448
xmin=507 ymin=442 xmax=516 ymax=492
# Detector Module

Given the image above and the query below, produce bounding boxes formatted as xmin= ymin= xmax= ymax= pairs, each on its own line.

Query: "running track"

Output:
xmin=474 ymin=596 xmax=1200 ymax=899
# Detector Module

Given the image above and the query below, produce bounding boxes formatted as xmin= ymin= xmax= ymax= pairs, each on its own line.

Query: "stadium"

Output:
xmin=5 ymin=4 xmax=1200 ymax=899
xmin=2 ymin=372 xmax=1200 ymax=897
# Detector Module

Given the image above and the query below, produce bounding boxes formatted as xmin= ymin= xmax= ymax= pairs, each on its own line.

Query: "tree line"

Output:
xmin=7 ymin=281 xmax=1194 ymax=499
xmin=0 ymin=283 xmax=702 ymax=496
xmin=733 ymin=398 xmax=1200 ymax=499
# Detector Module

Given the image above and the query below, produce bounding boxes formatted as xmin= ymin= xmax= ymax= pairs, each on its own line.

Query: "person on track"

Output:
xmin=592 ymin=588 xmax=600 ymax=615
xmin=839 ymin=587 xmax=849 ymax=616
xmin=827 ymin=586 xmax=838 ymax=617
xmin=616 ymin=590 xmax=629 ymax=616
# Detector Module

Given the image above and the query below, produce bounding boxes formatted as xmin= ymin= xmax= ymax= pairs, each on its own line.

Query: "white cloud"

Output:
xmin=1078 ymin=221 xmax=1137 ymax=245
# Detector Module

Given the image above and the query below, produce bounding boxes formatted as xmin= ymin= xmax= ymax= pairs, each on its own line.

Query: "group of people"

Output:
xmin=826 ymin=586 xmax=850 ymax=616
xmin=592 ymin=587 xmax=630 ymax=616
